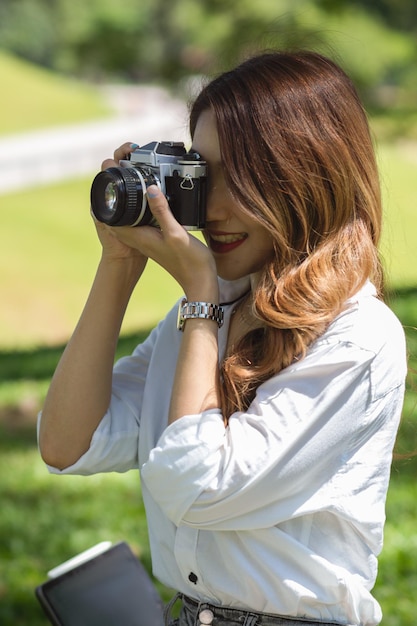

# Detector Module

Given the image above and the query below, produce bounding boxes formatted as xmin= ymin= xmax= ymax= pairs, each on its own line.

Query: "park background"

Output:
xmin=0 ymin=0 xmax=416 ymax=623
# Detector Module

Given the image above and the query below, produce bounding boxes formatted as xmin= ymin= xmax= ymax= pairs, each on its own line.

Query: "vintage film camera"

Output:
xmin=90 ymin=141 xmax=207 ymax=230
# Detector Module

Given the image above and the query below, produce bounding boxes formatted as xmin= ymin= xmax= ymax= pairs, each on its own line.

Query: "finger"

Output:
xmin=101 ymin=157 xmax=117 ymax=171
xmin=146 ymin=185 xmax=178 ymax=232
xmin=114 ymin=142 xmax=138 ymax=163
xmin=101 ymin=142 xmax=138 ymax=171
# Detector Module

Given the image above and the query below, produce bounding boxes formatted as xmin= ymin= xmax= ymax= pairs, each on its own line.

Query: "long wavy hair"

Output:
xmin=189 ymin=51 xmax=383 ymax=417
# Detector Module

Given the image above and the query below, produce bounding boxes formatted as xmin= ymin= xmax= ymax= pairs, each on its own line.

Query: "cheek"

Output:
xmin=253 ymin=238 xmax=275 ymax=268
xmin=254 ymin=230 xmax=275 ymax=254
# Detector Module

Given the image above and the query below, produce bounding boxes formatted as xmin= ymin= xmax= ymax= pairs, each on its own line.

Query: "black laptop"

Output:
xmin=35 ymin=541 xmax=165 ymax=626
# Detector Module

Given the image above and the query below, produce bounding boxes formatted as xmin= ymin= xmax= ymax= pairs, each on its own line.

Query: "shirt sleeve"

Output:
xmin=140 ymin=320 xmax=406 ymax=529
xmin=41 ymin=323 xmax=160 ymax=476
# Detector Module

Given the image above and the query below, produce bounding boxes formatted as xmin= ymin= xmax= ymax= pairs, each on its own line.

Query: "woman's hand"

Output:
xmin=93 ymin=143 xmax=147 ymax=268
xmin=97 ymin=142 xmax=218 ymax=300
xmin=94 ymin=141 xmax=218 ymax=300
xmin=110 ymin=184 xmax=218 ymax=301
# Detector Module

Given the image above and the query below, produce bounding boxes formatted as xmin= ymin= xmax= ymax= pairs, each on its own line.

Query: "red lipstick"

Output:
xmin=207 ymin=232 xmax=248 ymax=254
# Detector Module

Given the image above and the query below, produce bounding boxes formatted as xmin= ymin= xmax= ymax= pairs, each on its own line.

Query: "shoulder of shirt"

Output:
xmin=319 ymin=281 xmax=405 ymax=356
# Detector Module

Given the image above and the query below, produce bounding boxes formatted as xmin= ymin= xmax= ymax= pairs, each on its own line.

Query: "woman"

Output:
xmin=39 ymin=51 xmax=407 ymax=625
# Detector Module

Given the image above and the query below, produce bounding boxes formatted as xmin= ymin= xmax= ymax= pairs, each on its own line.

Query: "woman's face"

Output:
xmin=191 ymin=109 xmax=274 ymax=282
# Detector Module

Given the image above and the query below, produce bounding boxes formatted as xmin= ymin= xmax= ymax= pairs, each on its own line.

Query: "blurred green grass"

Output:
xmin=377 ymin=141 xmax=417 ymax=287
xmin=0 ymin=50 xmax=110 ymax=134
xmin=0 ymin=177 xmax=183 ymax=349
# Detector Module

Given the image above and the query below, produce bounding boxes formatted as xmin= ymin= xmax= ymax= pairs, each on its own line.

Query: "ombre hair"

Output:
xmin=190 ymin=51 xmax=383 ymax=416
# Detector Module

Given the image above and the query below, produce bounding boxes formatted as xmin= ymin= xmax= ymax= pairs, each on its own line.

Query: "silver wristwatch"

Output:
xmin=177 ymin=298 xmax=224 ymax=331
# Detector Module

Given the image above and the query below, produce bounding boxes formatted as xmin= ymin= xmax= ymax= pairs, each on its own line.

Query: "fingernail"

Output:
xmin=147 ymin=185 xmax=159 ymax=198
xmin=130 ymin=143 xmax=139 ymax=150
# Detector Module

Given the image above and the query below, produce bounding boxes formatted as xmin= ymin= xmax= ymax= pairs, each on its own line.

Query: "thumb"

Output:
xmin=146 ymin=185 xmax=177 ymax=230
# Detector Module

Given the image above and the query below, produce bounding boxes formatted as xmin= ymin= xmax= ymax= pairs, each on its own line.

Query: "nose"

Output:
xmin=205 ymin=184 xmax=233 ymax=223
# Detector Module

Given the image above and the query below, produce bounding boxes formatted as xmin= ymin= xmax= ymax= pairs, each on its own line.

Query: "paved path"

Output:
xmin=0 ymin=86 xmax=189 ymax=195
xmin=3 ymin=84 xmax=416 ymax=196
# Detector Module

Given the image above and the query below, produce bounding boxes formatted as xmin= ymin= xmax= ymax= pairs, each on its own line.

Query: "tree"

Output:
xmin=0 ymin=0 xmax=415 ymax=109
xmin=317 ymin=0 xmax=417 ymax=33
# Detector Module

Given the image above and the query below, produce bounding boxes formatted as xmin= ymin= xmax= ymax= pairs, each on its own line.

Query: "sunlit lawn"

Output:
xmin=0 ymin=50 xmax=110 ymax=135
xmin=0 ymin=177 xmax=183 ymax=349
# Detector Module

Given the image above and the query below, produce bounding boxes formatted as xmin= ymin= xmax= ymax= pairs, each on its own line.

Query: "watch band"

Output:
xmin=177 ymin=298 xmax=224 ymax=331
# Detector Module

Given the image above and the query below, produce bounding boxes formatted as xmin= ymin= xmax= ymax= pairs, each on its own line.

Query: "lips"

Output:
xmin=207 ymin=231 xmax=248 ymax=254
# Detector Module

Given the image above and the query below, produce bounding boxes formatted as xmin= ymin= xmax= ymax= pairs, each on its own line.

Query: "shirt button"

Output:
xmin=199 ymin=609 xmax=214 ymax=625
xmin=188 ymin=572 xmax=198 ymax=584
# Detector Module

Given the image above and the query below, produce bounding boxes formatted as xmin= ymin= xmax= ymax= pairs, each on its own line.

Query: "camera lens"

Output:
xmin=90 ymin=167 xmax=154 ymax=226
xmin=104 ymin=182 xmax=118 ymax=213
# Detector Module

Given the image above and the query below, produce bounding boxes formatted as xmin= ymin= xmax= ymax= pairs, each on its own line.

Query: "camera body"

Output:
xmin=90 ymin=141 xmax=207 ymax=230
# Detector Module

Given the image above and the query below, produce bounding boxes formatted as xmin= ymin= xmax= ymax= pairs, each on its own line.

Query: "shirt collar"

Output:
xmin=218 ymin=276 xmax=251 ymax=306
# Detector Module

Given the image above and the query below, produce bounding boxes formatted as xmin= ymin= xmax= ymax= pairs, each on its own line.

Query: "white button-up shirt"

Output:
xmin=41 ymin=278 xmax=406 ymax=626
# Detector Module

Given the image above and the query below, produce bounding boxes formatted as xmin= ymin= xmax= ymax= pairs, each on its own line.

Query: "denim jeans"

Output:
xmin=164 ymin=594 xmax=348 ymax=626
